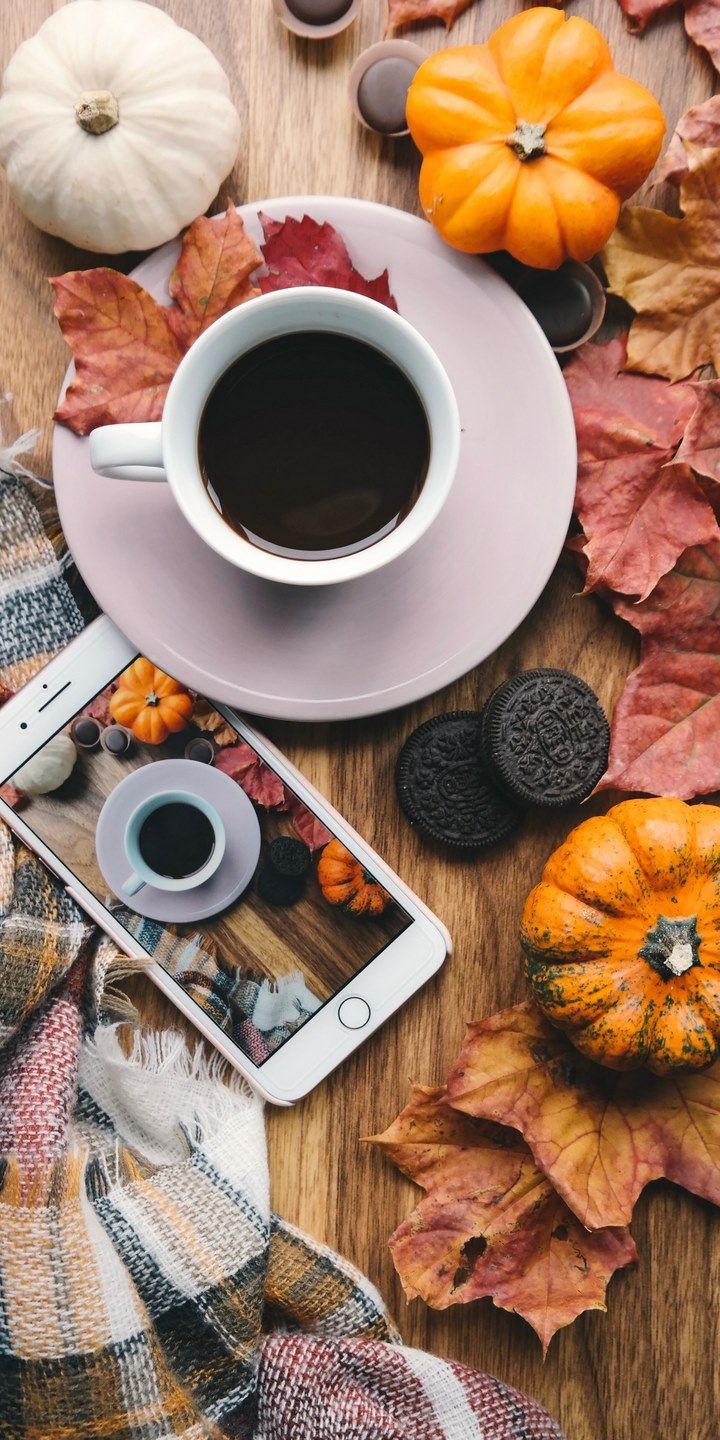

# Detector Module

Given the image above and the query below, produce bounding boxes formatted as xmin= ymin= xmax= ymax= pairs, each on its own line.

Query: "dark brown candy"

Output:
xmin=357 ymin=56 xmax=417 ymax=135
xmin=71 ymin=716 xmax=101 ymax=749
xmin=184 ymin=736 xmax=216 ymax=764
xmin=101 ymin=724 xmax=132 ymax=756
xmin=286 ymin=0 xmax=351 ymax=21
xmin=519 ymin=270 xmax=594 ymax=350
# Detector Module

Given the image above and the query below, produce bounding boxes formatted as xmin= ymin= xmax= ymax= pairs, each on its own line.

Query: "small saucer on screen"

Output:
xmin=95 ymin=759 xmax=261 ymax=922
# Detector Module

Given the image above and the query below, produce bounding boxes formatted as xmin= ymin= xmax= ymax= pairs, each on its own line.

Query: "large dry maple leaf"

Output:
xmin=599 ymin=630 xmax=720 ymax=798
xmin=603 ymin=145 xmax=720 ymax=381
xmin=52 ymin=204 xmax=262 ymax=435
xmin=563 ymin=336 xmax=713 ymax=598
xmin=612 ymin=538 xmax=720 ymax=639
xmin=447 ymin=1001 xmax=720 ymax=1229
xmin=675 ymin=380 xmax=720 ymax=485
xmin=659 ymin=95 xmax=720 ymax=185
xmin=371 ymin=1083 xmax=636 ymax=1350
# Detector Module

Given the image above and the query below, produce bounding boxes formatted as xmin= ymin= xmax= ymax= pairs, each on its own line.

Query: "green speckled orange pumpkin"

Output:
xmin=521 ymin=798 xmax=720 ymax=1075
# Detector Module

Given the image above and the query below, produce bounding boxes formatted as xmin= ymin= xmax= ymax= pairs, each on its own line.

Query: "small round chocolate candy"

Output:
xmin=479 ymin=670 xmax=609 ymax=808
xmin=396 ymin=711 xmax=523 ymax=851
xmin=357 ymin=56 xmax=417 ymax=136
xmin=71 ymin=715 xmax=101 ymax=750
xmin=521 ymin=272 xmax=593 ymax=350
xmin=184 ymin=735 xmax=216 ymax=764
xmin=268 ymin=835 xmax=311 ymax=879
xmin=286 ymin=0 xmax=351 ymax=21
xmin=100 ymin=724 xmax=132 ymax=756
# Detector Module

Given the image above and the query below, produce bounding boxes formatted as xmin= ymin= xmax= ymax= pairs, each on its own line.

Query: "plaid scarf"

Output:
xmin=0 ymin=442 xmax=566 ymax=1439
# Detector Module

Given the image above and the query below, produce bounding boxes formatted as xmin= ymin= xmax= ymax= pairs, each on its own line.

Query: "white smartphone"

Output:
xmin=0 ymin=615 xmax=449 ymax=1104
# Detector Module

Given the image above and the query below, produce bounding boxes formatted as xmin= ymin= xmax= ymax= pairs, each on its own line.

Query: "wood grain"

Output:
xmin=0 ymin=2 xmax=716 ymax=1437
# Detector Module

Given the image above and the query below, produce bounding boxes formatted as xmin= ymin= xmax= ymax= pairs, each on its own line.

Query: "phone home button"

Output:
xmin=338 ymin=996 xmax=371 ymax=1030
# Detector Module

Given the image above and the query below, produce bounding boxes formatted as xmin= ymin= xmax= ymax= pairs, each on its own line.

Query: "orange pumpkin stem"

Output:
xmin=506 ymin=120 xmax=546 ymax=162
xmin=145 ymin=692 xmax=159 ymax=707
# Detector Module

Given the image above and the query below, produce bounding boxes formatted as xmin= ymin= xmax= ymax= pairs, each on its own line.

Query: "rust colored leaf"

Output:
xmin=684 ymin=0 xmax=720 ymax=71
xmin=214 ymin=741 xmax=288 ymax=809
xmin=658 ymin=96 xmax=720 ymax=185
xmin=286 ymin=797 xmax=333 ymax=853
xmin=257 ymin=214 xmax=397 ymax=311
xmin=386 ymin=0 xmax=475 ymax=31
xmin=190 ymin=698 xmax=238 ymax=749
xmin=599 ymin=633 xmax=720 ymax=798
xmin=603 ymin=146 xmax=720 ymax=381
xmin=371 ymin=1084 xmax=636 ymax=1351
xmin=0 ymin=783 xmax=26 ymax=810
xmin=51 ymin=269 xmax=182 ymax=436
xmin=167 ymin=203 xmax=261 ymax=348
xmin=616 ymin=0 xmax=676 ymax=29
xmin=675 ymin=380 xmax=720 ymax=483
xmin=612 ymin=538 xmax=720 ymax=639
xmin=448 ymin=1002 xmax=720 ymax=1229
xmin=563 ymin=337 xmax=711 ymax=599
xmin=53 ymin=208 xmax=261 ymax=436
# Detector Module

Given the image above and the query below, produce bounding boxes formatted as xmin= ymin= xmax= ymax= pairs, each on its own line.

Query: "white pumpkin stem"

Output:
xmin=664 ymin=941 xmax=695 ymax=977
xmin=75 ymin=90 xmax=119 ymax=135
xmin=507 ymin=120 xmax=546 ymax=161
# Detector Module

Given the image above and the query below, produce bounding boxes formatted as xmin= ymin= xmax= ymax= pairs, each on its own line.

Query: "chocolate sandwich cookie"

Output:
xmin=267 ymin=836 xmax=311 ymax=879
xmin=480 ymin=669 xmax=609 ymax=808
xmin=395 ymin=711 xmax=523 ymax=850
xmin=257 ymin=867 xmax=305 ymax=907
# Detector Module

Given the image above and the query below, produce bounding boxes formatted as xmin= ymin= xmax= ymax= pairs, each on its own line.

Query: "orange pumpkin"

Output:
xmin=317 ymin=839 xmax=391 ymax=917
xmin=522 ymin=798 xmax=720 ymax=1076
xmin=406 ymin=8 xmax=665 ymax=270
xmin=110 ymin=658 xmax=193 ymax=745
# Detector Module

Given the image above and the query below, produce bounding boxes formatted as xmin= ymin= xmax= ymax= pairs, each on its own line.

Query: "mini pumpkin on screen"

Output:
xmin=406 ymin=7 xmax=665 ymax=270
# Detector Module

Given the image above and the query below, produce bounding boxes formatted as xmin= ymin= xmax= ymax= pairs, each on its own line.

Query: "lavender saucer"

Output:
xmin=95 ymin=759 xmax=261 ymax=923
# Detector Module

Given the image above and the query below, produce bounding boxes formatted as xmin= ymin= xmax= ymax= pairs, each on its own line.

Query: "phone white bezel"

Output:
xmin=0 ymin=615 xmax=450 ymax=1105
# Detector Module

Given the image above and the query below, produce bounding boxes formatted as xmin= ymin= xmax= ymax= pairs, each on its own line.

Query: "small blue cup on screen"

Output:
xmin=121 ymin=789 xmax=226 ymax=896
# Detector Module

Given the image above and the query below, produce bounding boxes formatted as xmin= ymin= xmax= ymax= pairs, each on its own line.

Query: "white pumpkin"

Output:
xmin=0 ymin=0 xmax=241 ymax=253
xmin=12 ymin=734 xmax=77 ymax=795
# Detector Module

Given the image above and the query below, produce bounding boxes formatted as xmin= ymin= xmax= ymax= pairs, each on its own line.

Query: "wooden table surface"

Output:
xmin=0 ymin=3 xmax=715 ymax=1437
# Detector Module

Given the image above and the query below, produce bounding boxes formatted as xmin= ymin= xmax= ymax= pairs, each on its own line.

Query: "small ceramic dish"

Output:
xmin=349 ymin=40 xmax=426 ymax=138
xmin=273 ymin=0 xmax=360 ymax=41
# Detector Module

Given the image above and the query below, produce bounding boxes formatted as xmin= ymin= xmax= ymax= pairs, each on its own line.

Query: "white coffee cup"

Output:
xmin=88 ymin=286 xmax=460 ymax=587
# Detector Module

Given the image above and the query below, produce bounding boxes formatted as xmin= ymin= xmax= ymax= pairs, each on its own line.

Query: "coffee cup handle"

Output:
xmin=89 ymin=422 xmax=166 ymax=483
xmin=121 ymin=871 xmax=146 ymax=897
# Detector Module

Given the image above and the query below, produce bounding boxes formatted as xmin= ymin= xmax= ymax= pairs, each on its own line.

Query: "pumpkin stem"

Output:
xmin=145 ymin=692 xmax=160 ymax=708
xmin=507 ymin=120 xmax=546 ymax=162
xmin=640 ymin=915 xmax=701 ymax=978
xmin=75 ymin=91 xmax=119 ymax=135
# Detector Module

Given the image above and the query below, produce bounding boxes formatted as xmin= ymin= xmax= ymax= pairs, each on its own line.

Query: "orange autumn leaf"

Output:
xmin=371 ymin=1083 xmax=636 ymax=1351
xmin=52 ymin=207 xmax=260 ymax=436
xmin=167 ymin=203 xmax=261 ymax=348
xmin=447 ymin=1001 xmax=720 ymax=1230
xmin=51 ymin=268 xmax=183 ymax=435
xmin=603 ymin=145 xmax=720 ymax=381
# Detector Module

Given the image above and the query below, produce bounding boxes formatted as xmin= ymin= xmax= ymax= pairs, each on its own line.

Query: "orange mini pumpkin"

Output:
xmin=317 ymin=839 xmax=391 ymax=917
xmin=522 ymin=798 xmax=720 ymax=1076
xmin=110 ymin=658 xmax=193 ymax=745
xmin=406 ymin=8 xmax=665 ymax=270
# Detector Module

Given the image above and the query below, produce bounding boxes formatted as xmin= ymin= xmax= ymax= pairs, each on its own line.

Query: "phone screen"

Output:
xmin=4 ymin=660 xmax=412 ymax=1067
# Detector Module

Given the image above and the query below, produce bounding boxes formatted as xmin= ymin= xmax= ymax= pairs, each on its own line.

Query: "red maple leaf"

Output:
xmin=214 ymin=742 xmax=288 ymax=809
xmin=563 ymin=336 xmax=713 ymax=599
xmin=257 ymin=213 xmax=397 ymax=311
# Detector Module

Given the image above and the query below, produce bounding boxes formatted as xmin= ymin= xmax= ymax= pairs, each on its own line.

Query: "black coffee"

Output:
xmin=139 ymin=802 xmax=215 ymax=879
xmin=198 ymin=331 xmax=429 ymax=560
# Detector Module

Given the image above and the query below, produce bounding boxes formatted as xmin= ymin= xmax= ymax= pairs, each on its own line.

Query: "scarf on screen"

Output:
xmin=0 ymin=439 xmax=566 ymax=1439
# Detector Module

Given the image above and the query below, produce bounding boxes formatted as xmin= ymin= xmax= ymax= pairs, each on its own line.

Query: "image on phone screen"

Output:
xmin=8 ymin=663 xmax=412 ymax=1067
